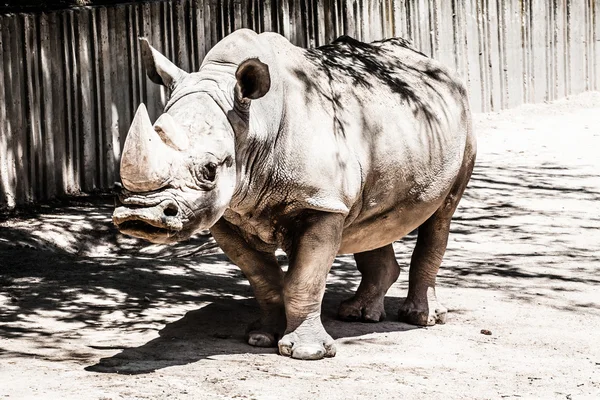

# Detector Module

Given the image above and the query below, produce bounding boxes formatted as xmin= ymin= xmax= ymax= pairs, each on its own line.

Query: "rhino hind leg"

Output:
xmin=338 ymin=244 xmax=400 ymax=322
xmin=397 ymin=211 xmax=452 ymax=326
xmin=398 ymin=160 xmax=474 ymax=326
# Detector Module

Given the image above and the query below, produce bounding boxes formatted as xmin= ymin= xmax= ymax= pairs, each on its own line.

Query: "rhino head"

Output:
xmin=112 ymin=38 xmax=270 ymax=243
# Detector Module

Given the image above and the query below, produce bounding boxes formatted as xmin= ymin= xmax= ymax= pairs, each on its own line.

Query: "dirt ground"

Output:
xmin=1 ymin=92 xmax=599 ymax=399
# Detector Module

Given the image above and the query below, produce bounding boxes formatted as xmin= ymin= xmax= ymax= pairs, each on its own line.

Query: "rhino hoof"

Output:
xmin=278 ymin=332 xmax=336 ymax=360
xmin=247 ymin=331 xmax=277 ymax=347
xmin=338 ymin=296 xmax=386 ymax=323
xmin=398 ymin=300 xmax=447 ymax=326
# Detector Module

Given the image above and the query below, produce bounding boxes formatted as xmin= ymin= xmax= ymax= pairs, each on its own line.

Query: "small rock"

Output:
xmin=480 ymin=329 xmax=492 ymax=336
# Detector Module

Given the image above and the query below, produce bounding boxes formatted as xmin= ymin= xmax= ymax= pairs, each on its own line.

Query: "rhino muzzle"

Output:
xmin=113 ymin=197 xmax=185 ymax=243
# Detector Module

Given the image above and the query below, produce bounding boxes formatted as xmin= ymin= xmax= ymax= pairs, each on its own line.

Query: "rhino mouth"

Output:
xmin=112 ymin=198 xmax=187 ymax=243
xmin=117 ymin=220 xmax=173 ymax=236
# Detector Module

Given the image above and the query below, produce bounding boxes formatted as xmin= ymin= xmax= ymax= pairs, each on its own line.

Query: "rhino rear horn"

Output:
xmin=139 ymin=37 xmax=188 ymax=89
xmin=235 ymin=58 xmax=271 ymax=101
xmin=153 ymin=113 xmax=190 ymax=151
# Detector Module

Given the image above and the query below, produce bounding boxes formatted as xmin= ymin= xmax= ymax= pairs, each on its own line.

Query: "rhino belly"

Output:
xmin=337 ymin=141 xmax=463 ymax=255
xmin=337 ymin=195 xmax=444 ymax=255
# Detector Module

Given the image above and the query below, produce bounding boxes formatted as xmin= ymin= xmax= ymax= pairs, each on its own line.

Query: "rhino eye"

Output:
xmin=203 ymin=162 xmax=217 ymax=182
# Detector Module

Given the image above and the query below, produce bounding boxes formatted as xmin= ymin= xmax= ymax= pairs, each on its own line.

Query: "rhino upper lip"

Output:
xmin=112 ymin=199 xmax=185 ymax=233
xmin=116 ymin=220 xmax=173 ymax=236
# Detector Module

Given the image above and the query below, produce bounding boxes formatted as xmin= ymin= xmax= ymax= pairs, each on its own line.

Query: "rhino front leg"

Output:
xmin=278 ymin=212 xmax=344 ymax=360
xmin=338 ymin=244 xmax=400 ymax=322
xmin=210 ymin=219 xmax=285 ymax=347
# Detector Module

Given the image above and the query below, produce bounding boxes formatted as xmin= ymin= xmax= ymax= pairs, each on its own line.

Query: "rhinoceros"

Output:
xmin=112 ymin=29 xmax=476 ymax=360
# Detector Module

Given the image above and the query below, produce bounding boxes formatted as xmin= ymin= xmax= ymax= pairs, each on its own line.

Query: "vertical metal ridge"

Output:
xmin=584 ymin=0 xmax=591 ymax=91
xmin=544 ymin=0 xmax=551 ymax=100
xmin=39 ymin=12 xmax=55 ymax=199
xmin=521 ymin=0 xmax=529 ymax=104
xmin=428 ymin=0 xmax=438 ymax=59
xmin=62 ymin=11 xmax=74 ymax=193
xmin=565 ymin=0 xmax=571 ymax=95
xmin=497 ymin=0 xmax=507 ymax=110
xmin=0 ymin=15 xmax=13 ymax=208
xmin=23 ymin=14 xmax=39 ymax=202
xmin=92 ymin=8 xmax=104 ymax=190
xmin=14 ymin=15 xmax=30 ymax=202
xmin=592 ymin=0 xmax=595 ymax=90
xmin=591 ymin=0 xmax=598 ymax=91
xmin=475 ymin=0 xmax=487 ymax=111
xmin=35 ymin=13 xmax=49 ymax=199
xmin=525 ymin=0 xmax=534 ymax=103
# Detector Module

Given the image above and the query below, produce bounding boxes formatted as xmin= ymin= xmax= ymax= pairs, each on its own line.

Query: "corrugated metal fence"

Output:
xmin=1 ymin=0 xmax=598 ymax=209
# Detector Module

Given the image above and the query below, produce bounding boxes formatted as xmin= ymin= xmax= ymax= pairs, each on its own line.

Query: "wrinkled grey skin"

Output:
xmin=113 ymin=29 xmax=476 ymax=360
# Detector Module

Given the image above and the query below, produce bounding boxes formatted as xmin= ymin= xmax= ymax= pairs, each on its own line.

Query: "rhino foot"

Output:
xmin=398 ymin=295 xmax=447 ymax=326
xmin=338 ymin=244 xmax=399 ymax=323
xmin=338 ymin=295 xmax=386 ymax=322
xmin=246 ymin=315 xmax=285 ymax=348
xmin=278 ymin=317 xmax=336 ymax=360
xmin=247 ymin=331 xmax=277 ymax=347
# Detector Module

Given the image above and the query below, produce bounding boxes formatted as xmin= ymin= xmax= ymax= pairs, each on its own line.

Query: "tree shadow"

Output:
xmin=430 ymin=157 xmax=600 ymax=315
xmin=304 ymin=35 xmax=465 ymax=123
xmin=291 ymin=35 xmax=465 ymax=147
xmin=0 ymin=194 xmax=218 ymax=258
xmin=0 ymin=200 xmax=419 ymax=374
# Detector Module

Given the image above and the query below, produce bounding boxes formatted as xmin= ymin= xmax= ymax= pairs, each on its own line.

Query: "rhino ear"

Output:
xmin=139 ymin=37 xmax=188 ymax=89
xmin=235 ymin=58 xmax=271 ymax=101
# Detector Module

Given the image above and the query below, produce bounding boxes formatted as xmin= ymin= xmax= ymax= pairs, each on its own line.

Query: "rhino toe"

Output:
xmin=278 ymin=331 xmax=336 ymax=360
xmin=338 ymin=296 xmax=386 ymax=323
xmin=290 ymin=344 xmax=326 ymax=360
xmin=398 ymin=298 xmax=447 ymax=326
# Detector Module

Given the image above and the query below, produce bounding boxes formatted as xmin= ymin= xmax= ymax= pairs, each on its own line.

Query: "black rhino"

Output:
xmin=113 ymin=29 xmax=476 ymax=360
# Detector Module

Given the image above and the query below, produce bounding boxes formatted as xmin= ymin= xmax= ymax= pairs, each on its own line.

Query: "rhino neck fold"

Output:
xmin=228 ymin=102 xmax=279 ymax=212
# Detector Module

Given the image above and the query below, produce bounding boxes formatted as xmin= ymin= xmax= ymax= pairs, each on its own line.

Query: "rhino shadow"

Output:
xmin=84 ymin=256 xmax=419 ymax=375
xmin=84 ymin=292 xmax=418 ymax=375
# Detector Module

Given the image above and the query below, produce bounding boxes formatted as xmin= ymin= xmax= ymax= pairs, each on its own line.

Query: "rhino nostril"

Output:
xmin=163 ymin=204 xmax=179 ymax=217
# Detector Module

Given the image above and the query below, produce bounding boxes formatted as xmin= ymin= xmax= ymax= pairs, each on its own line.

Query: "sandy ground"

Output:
xmin=1 ymin=92 xmax=600 ymax=399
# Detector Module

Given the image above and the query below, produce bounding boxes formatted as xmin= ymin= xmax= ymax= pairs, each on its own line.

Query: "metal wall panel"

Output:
xmin=1 ymin=0 xmax=598 ymax=208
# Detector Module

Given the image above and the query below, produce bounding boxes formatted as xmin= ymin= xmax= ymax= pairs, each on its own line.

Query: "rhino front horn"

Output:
xmin=120 ymin=104 xmax=176 ymax=192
